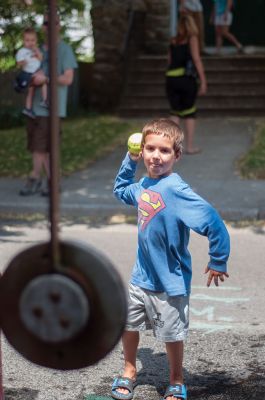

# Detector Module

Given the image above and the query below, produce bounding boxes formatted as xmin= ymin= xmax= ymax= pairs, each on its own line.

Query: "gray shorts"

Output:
xmin=126 ymin=283 xmax=189 ymax=342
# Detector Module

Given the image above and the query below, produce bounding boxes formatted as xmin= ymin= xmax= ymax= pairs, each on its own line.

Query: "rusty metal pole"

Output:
xmin=48 ymin=0 xmax=61 ymax=268
xmin=0 ymin=333 xmax=4 ymax=399
xmin=0 ymin=270 xmax=4 ymax=399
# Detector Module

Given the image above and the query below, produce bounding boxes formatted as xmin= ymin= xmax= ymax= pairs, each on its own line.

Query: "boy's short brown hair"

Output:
xmin=142 ymin=118 xmax=184 ymax=156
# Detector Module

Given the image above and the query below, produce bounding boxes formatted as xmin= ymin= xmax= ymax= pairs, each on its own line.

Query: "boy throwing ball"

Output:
xmin=112 ymin=118 xmax=230 ymax=400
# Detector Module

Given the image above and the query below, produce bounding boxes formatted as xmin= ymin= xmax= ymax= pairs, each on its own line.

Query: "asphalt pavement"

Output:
xmin=0 ymin=117 xmax=265 ymax=222
xmin=1 ymin=223 xmax=265 ymax=400
xmin=1 ymin=114 xmax=265 ymax=399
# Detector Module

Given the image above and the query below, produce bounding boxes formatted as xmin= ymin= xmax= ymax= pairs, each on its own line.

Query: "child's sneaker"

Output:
xmin=22 ymin=108 xmax=36 ymax=119
xmin=39 ymin=99 xmax=49 ymax=108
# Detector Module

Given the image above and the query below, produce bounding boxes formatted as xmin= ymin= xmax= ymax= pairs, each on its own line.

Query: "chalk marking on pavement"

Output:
xmin=190 ymin=321 xmax=233 ymax=334
xmin=192 ymin=285 xmax=242 ymax=291
xmin=218 ymin=316 xmax=234 ymax=322
xmin=191 ymin=294 xmax=249 ymax=303
xmin=190 ymin=306 xmax=214 ymax=321
xmin=190 ymin=307 xmax=234 ymax=322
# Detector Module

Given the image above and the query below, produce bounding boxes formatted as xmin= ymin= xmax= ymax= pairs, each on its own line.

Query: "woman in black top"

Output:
xmin=166 ymin=13 xmax=207 ymax=154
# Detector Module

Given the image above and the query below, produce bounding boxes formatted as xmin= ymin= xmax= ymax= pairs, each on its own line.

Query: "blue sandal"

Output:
xmin=163 ymin=384 xmax=187 ymax=399
xmin=111 ymin=377 xmax=136 ymax=400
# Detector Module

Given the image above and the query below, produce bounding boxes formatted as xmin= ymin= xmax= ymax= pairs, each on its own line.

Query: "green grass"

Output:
xmin=0 ymin=114 xmax=139 ymax=177
xmin=238 ymin=123 xmax=265 ymax=179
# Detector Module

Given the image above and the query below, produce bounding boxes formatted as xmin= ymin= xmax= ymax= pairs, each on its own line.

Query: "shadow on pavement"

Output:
xmin=91 ymin=346 xmax=265 ymax=400
xmin=4 ymin=387 xmax=39 ymax=399
xmin=138 ymin=347 xmax=265 ymax=399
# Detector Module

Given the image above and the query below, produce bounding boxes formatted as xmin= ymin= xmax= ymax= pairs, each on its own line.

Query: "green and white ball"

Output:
xmin=127 ymin=133 xmax=143 ymax=155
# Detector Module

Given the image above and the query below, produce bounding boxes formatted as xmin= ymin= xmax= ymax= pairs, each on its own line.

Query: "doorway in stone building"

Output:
xmin=202 ymin=0 xmax=265 ymax=47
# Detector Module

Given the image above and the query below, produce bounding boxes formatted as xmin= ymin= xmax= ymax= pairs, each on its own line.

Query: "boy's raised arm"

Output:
xmin=113 ymin=153 xmax=139 ymax=206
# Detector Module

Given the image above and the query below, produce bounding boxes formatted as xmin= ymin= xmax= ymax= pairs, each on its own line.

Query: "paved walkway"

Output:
xmin=0 ymin=117 xmax=264 ymax=221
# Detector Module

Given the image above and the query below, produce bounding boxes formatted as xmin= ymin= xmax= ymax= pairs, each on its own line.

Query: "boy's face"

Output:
xmin=23 ymin=33 xmax=37 ymax=49
xmin=142 ymin=134 xmax=178 ymax=179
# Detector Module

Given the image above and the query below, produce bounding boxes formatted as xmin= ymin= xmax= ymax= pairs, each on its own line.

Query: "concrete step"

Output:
xmin=129 ymin=64 xmax=265 ymax=73
xmin=125 ymin=83 xmax=265 ymax=96
xmin=120 ymin=52 xmax=265 ymax=117
xmin=120 ymin=95 xmax=265 ymax=116
xmin=127 ymin=70 xmax=265 ymax=83
xmin=127 ymin=76 xmax=265 ymax=85
xmin=197 ymin=96 xmax=265 ymax=107
xmin=133 ymin=54 xmax=265 ymax=69
xmin=120 ymin=108 xmax=265 ymax=118
xmin=120 ymin=96 xmax=265 ymax=110
xmin=123 ymin=94 xmax=265 ymax=104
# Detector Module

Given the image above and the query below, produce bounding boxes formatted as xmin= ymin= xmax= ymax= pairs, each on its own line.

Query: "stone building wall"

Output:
xmin=90 ymin=0 xmax=170 ymax=110
xmin=144 ymin=0 xmax=170 ymax=53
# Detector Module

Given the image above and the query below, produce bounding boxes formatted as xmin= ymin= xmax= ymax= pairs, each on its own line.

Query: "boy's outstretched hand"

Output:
xmin=204 ymin=266 xmax=229 ymax=287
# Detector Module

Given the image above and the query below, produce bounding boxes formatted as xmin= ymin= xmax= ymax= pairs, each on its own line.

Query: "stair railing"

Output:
xmin=121 ymin=7 xmax=137 ymax=60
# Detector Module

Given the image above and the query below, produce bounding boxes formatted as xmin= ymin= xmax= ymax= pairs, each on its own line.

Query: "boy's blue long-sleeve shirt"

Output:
xmin=114 ymin=154 xmax=230 ymax=296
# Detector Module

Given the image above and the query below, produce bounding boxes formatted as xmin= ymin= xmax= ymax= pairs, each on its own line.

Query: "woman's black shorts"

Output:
xmin=166 ymin=76 xmax=198 ymax=118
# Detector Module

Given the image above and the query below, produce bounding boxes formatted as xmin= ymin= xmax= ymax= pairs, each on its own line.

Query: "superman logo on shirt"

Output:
xmin=138 ymin=189 xmax=166 ymax=230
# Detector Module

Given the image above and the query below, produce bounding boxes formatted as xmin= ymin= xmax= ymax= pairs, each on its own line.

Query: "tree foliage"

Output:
xmin=0 ymin=0 xmax=88 ymax=71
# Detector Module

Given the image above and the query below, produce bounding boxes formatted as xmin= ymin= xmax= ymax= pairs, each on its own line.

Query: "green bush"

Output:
xmin=0 ymin=106 xmax=25 ymax=130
